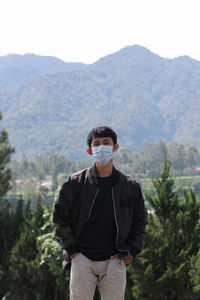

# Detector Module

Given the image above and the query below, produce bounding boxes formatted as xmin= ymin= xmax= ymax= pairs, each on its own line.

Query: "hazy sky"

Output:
xmin=0 ymin=0 xmax=200 ymax=63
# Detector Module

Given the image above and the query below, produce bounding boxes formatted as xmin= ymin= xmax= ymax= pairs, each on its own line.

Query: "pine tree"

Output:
xmin=190 ymin=249 xmax=200 ymax=294
xmin=129 ymin=159 xmax=200 ymax=300
xmin=0 ymin=111 xmax=15 ymax=298
xmin=9 ymin=199 xmax=69 ymax=299
xmin=8 ymin=193 xmax=43 ymax=299
xmin=0 ymin=204 xmax=16 ymax=299
xmin=25 ymin=197 xmax=32 ymax=220
xmin=0 ymin=111 xmax=15 ymax=201
xmin=34 ymin=192 xmax=45 ymax=233
xmin=14 ymin=194 xmax=24 ymax=238
xmin=9 ymin=227 xmax=39 ymax=300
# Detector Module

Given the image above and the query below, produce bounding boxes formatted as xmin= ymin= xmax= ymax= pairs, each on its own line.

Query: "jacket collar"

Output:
xmin=89 ymin=164 xmax=119 ymax=187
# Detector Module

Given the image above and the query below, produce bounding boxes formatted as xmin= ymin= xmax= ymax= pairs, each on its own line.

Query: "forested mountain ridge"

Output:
xmin=0 ymin=45 xmax=200 ymax=159
xmin=0 ymin=53 xmax=86 ymax=92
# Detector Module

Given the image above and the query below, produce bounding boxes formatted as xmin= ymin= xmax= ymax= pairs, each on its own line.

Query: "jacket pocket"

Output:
xmin=120 ymin=195 xmax=134 ymax=207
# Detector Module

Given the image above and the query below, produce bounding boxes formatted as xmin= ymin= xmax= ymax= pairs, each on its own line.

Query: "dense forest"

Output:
xmin=1 ymin=156 xmax=200 ymax=298
xmin=8 ymin=139 xmax=200 ymax=207
xmin=1 ymin=45 xmax=200 ymax=159
xmin=1 ymin=110 xmax=200 ymax=299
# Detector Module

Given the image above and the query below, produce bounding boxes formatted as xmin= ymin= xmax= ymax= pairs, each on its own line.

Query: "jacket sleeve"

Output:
xmin=53 ymin=177 xmax=79 ymax=255
xmin=128 ymin=183 xmax=148 ymax=257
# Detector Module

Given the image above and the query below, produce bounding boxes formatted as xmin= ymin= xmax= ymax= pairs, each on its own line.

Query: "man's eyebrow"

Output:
xmin=93 ymin=138 xmax=110 ymax=142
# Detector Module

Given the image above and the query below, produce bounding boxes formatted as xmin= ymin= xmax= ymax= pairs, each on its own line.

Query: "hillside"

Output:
xmin=0 ymin=45 xmax=200 ymax=160
xmin=0 ymin=53 xmax=86 ymax=92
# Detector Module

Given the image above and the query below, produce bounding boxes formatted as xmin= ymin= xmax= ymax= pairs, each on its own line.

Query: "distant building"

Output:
xmin=195 ymin=167 xmax=200 ymax=175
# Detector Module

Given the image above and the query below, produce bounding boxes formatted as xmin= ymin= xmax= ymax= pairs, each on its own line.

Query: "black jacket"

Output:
xmin=53 ymin=165 xmax=148 ymax=269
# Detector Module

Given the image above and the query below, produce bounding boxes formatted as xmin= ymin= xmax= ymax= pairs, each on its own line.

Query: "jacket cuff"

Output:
xmin=130 ymin=247 xmax=140 ymax=257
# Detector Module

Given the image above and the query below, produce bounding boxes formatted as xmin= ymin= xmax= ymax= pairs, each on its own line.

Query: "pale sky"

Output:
xmin=0 ymin=0 xmax=200 ymax=64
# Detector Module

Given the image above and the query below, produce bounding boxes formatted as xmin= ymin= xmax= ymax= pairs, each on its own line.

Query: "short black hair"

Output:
xmin=87 ymin=126 xmax=117 ymax=148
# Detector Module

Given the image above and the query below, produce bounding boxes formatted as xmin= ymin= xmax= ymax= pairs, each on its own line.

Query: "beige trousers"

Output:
xmin=70 ymin=253 xmax=126 ymax=300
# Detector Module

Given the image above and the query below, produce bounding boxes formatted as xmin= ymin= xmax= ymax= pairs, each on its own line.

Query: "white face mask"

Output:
xmin=92 ymin=145 xmax=113 ymax=165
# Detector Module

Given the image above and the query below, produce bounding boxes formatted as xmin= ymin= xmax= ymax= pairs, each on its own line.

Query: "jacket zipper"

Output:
xmin=112 ymin=188 xmax=119 ymax=246
xmin=112 ymin=188 xmax=130 ymax=257
xmin=86 ymin=189 xmax=99 ymax=222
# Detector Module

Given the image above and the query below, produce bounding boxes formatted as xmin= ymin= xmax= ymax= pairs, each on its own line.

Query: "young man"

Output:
xmin=53 ymin=126 xmax=147 ymax=300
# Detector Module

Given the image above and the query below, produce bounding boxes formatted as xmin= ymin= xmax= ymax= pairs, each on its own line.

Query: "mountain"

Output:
xmin=0 ymin=45 xmax=200 ymax=160
xmin=0 ymin=53 xmax=86 ymax=92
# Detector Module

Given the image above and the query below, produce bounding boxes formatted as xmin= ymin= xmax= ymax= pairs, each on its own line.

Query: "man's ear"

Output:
xmin=87 ymin=147 xmax=93 ymax=155
xmin=113 ymin=144 xmax=119 ymax=152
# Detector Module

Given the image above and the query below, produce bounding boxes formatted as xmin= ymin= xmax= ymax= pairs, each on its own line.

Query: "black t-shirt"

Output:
xmin=77 ymin=175 xmax=117 ymax=260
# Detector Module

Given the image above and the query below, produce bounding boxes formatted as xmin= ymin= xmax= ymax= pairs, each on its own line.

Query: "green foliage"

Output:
xmin=36 ymin=231 xmax=69 ymax=295
xmin=1 ymin=127 xmax=200 ymax=300
xmin=129 ymin=159 xmax=200 ymax=300
xmin=0 ymin=111 xmax=15 ymax=199
xmin=115 ymin=141 xmax=200 ymax=177
xmin=9 ymin=228 xmax=38 ymax=299
xmin=8 ymin=199 xmax=69 ymax=300
xmin=167 ymin=141 xmax=186 ymax=174
xmin=25 ymin=197 xmax=32 ymax=220
xmin=146 ymin=159 xmax=179 ymax=233
xmin=190 ymin=249 xmax=200 ymax=293
xmin=7 ymin=142 xmax=200 ymax=215
xmin=10 ymin=141 xmax=200 ymax=188
xmin=34 ymin=193 xmax=45 ymax=232
xmin=0 ymin=113 xmax=15 ymax=297
xmin=11 ymin=153 xmax=78 ymax=183
xmin=0 ymin=204 xmax=16 ymax=298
